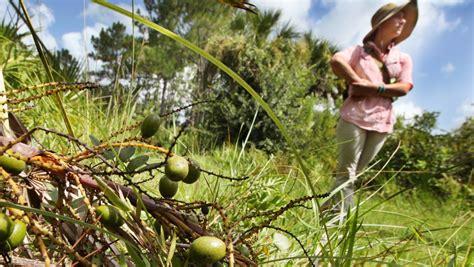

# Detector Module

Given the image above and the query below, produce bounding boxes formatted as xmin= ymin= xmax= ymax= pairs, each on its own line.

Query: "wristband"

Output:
xmin=377 ymin=84 xmax=385 ymax=95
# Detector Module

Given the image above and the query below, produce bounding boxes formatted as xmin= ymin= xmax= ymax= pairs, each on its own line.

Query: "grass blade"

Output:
xmin=14 ymin=0 xmax=75 ymax=137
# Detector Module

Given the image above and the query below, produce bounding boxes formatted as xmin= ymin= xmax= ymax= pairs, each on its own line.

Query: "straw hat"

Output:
xmin=363 ymin=0 xmax=418 ymax=45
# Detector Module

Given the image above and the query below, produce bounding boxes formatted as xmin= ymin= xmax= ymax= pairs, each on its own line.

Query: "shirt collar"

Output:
xmin=363 ymin=41 xmax=396 ymax=61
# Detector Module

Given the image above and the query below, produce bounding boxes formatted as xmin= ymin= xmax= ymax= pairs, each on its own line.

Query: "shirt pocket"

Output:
xmin=385 ymin=61 xmax=402 ymax=81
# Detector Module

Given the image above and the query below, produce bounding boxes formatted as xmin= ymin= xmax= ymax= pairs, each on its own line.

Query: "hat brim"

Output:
xmin=363 ymin=0 xmax=418 ymax=45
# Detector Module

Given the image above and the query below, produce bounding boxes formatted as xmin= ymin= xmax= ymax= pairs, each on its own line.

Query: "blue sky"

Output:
xmin=1 ymin=0 xmax=472 ymax=132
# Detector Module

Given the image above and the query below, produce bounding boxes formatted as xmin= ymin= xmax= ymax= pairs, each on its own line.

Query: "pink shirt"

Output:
xmin=336 ymin=45 xmax=413 ymax=133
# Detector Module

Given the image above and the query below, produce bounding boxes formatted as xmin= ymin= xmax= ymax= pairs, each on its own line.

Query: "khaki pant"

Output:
xmin=330 ymin=119 xmax=388 ymax=211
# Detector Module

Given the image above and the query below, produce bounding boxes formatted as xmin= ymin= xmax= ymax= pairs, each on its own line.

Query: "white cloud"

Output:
xmin=452 ymin=98 xmax=473 ymax=129
xmin=0 ymin=0 xmax=16 ymax=22
xmin=396 ymin=1 xmax=463 ymax=56
xmin=425 ymin=3 xmax=460 ymax=33
xmin=305 ymin=0 xmax=465 ymax=60
xmin=441 ymin=62 xmax=455 ymax=73
xmin=311 ymin=0 xmax=406 ymax=48
xmin=62 ymin=1 xmax=150 ymax=79
xmin=62 ymin=22 xmax=108 ymax=74
xmin=17 ymin=3 xmax=58 ymax=50
xmin=426 ymin=0 xmax=466 ymax=7
xmin=84 ymin=2 xmax=148 ymax=35
xmin=252 ymin=0 xmax=312 ymax=32
xmin=437 ymin=14 xmax=462 ymax=33
xmin=62 ymin=32 xmax=83 ymax=58
xmin=63 ymin=0 xmax=149 ymax=60
xmin=394 ymin=100 xmax=423 ymax=121
xmin=62 ymin=23 xmax=107 ymax=59
xmin=0 ymin=1 xmax=58 ymax=50
xmin=459 ymin=99 xmax=474 ymax=117
xmin=0 ymin=0 xmax=9 ymax=18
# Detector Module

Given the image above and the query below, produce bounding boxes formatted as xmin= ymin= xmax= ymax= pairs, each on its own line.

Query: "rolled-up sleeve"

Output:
xmin=398 ymin=52 xmax=413 ymax=87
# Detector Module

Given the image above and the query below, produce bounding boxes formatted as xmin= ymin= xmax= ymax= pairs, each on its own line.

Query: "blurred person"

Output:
xmin=324 ymin=0 xmax=418 ymax=214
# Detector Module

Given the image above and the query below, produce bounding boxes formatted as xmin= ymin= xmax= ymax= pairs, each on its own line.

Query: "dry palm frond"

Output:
xmin=217 ymin=0 xmax=258 ymax=14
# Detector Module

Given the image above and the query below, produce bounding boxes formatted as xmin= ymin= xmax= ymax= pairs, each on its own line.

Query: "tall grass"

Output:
xmin=169 ymin=143 xmax=472 ymax=265
xmin=2 ymin=1 xmax=471 ymax=265
xmin=92 ymin=0 xmax=323 ymax=212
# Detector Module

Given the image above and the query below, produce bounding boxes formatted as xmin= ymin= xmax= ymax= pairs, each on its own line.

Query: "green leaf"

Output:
xmin=102 ymin=149 xmax=116 ymax=160
xmin=118 ymin=147 xmax=136 ymax=162
xmin=71 ymin=196 xmax=87 ymax=213
xmin=93 ymin=175 xmax=130 ymax=212
xmin=344 ymin=202 xmax=362 ymax=267
xmin=159 ymin=224 xmax=166 ymax=245
xmin=467 ymin=248 xmax=474 ymax=266
xmin=140 ymin=184 xmax=161 ymax=198
xmin=166 ymin=231 xmax=178 ymax=265
xmin=126 ymin=243 xmax=150 ymax=267
xmin=137 ymin=162 xmax=160 ymax=172
xmin=127 ymin=155 xmax=149 ymax=171
xmin=117 ymin=254 xmax=128 ymax=267
xmin=133 ymin=189 xmax=143 ymax=220
xmin=388 ymin=262 xmax=402 ymax=267
xmin=447 ymin=255 xmax=456 ymax=267
xmin=89 ymin=136 xmax=118 ymax=160
xmin=89 ymin=134 xmax=101 ymax=146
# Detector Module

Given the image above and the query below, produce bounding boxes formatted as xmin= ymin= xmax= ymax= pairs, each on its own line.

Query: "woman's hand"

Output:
xmin=352 ymin=80 xmax=377 ymax=90
xmin=350 ymin=80 xmax=413 ymax=97
xmin=350 ymin=79 xmax=378 ymax=96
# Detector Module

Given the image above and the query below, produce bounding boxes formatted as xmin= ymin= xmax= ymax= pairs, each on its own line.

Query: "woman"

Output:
xmin=326 ymin=0 xmax=418 ymax=212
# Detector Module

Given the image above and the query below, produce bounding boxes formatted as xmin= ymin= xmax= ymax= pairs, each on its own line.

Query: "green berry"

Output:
xmin=0 ymin=213 xmax=13 ymax=243
xmin=0 ymin=219 xmax=27 ymax=252
xmin=159 ymin=175 xmax=179 ymax=198
xmin=0 ymin=155 xmax=26 ymax=175
xmin=165 ymin=156 xmax=189 ymax=182
xmin=96 ymin=205 xmax=124 ymax=227
xmin=183 ymin=159 xmax=201 ymax=184
xmin=189 ymin=236 xmax=226 ymax=264
xmin=141 ymin=113 xmax=161 ymax=138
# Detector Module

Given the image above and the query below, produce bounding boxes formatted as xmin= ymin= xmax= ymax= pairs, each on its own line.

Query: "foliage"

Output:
xmin=198 ymin=12 xmax=340 ymax=153
xmin=87 ymin=1 xmax=231 ymax=115
xmin=448 ymin=117 xmax=474 ymax=185
xmin=0 ymin=20 xmax=42 ymax=88
xmin=378 ymin=112 xmax=473 ymax=199
xmin=89 ymin=22 xmax=141 ymax=90
xmin=50 ymin=49 xmax=82 ymax=82
xmin=180 ymin=146 xmax=472 ymax=266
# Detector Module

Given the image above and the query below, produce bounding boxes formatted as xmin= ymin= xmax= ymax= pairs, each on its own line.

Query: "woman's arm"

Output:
xmin=331 ymin=50 xmax=413 ymax=97
xmin=351 ymin=80 xmax=412 ymax=97
xmin=330 ymin=54 xmax=363 ymax=83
